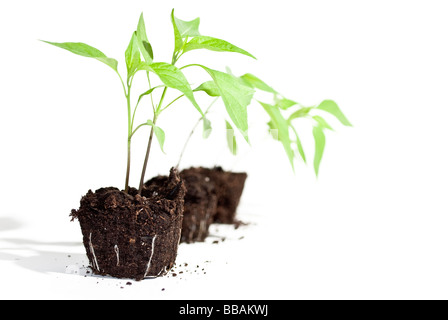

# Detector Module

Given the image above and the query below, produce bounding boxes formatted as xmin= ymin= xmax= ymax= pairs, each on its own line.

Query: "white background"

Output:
xmin=1 ymin=0 xmax=448 ymax=300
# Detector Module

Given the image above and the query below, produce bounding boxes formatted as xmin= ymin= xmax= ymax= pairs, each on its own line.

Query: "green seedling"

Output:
xmin=42 ymin=9 xmax=258 ymax=194
xmin=176 ymin=69 xmax=351 ymax=176
xmin=261 ymin=97 xmax=352 ymax=176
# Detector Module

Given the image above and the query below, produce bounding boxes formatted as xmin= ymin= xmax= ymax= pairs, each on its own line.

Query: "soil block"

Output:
xmin=196 ymin=167 xmax=247 ymax=224
xmin=179 ymin=168 xmax=218 ymax=243
xmin=70 ymin=168 xmax=186 ymax=281
xmin=145 ymin=168 xmax=217 ymax=243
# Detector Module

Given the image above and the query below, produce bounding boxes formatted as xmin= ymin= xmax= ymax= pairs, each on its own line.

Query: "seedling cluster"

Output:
xmin=44 ymin=9 xmax=351 ymax=280
xmin=43 ymin=9 xmax=350 ymax=191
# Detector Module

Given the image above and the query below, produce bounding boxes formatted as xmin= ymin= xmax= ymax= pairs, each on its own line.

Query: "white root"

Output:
xmin=157 ymin=266 xmax=168 ymax=276
xmin=198 ymin=220 xmax=206 ymax=240
xmin=144 ymin=235 xmax=157 ymax=277
xmin=189 ymin=224 xmax=196 ymax=243
xmin=177 ymin=227 xmax=182 ymax=247
xmin=89 ymin=232 xmax=100 ymax=271
xmin=114 ymin=245 xmax=120 ymax=266
xmin=197 ymin=212 xmax=211 ymax=241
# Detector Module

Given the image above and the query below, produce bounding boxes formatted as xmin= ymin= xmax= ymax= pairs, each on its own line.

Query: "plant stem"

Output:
xmin=125 ymin=138 xmax=131 ymax=193
xmin=138 ymin=113 xmax=158 ymax=195
xmin=124 ymin=83 xmax=132 ymax=193
xmin=138 ymin=52 xmax=182 ymax=195
xmin=176 ymin=98 xmax=218 ymax=169
xmin=176 ymin=117 xmax=200 ymax=170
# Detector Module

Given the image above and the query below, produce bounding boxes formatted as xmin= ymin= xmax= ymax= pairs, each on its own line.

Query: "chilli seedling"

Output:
xmin=176 ymin=69 xmax=351 ymax=175
xmin=42 ymin=9 xmax=259 ymax=193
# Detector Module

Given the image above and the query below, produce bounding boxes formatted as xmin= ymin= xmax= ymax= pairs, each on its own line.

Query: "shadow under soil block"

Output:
xmin=196 ymin=167 xmax=247 ymax=224
xmin=70 ymin=168 xmax=186 ymax=281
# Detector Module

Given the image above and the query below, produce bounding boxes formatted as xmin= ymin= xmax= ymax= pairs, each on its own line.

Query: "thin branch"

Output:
xmin=160 ymin=94 xmax=185 ymax=112
xmin=176 ymin=97 xmax=219 ymax=169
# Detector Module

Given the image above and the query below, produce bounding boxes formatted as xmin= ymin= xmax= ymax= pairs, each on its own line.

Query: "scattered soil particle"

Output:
xmin=234 ymin=220 xmax=249 ymax=229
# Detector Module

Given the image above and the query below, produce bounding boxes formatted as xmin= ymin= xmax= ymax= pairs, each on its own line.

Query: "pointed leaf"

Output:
xmin=137 ymin=13 xmax=153 ymax=63
xmin=225 ymin=120 xmax=238 ymax=155
xmin=148 ymin=62 xmax=203 ymax=116
xmin=170 ymin=9 xmax=184 ymax=53
xmin=267 ymin=121 xmax=278 ymax=139
xmin=312 ymin=125 xmax=326 ymax=176
xmin=312 ymin=115 xmax=334 ymax=131
xmin=316 ymin=100 xmax=352 ymax=126
xmin=260 ymin=101 xmax=295 ymax=169
xmin=293 ymin=128 xmax=306 ymax=163
xmin=137 ymin=85 xmax=164 ymax=106
xmin=276 ymin=97 xmax=298 ymax=110
xmin=241 ymin=73 xmax=277 ymax=94
xmin=184 ymin=36 xmax=255 ymax=59
xmin=194 ymin=81 xmax=221 ymax=97
xmin=125 ymin=32 xmax=141 ymax=76
xmin=288 ymin=107 xmax=313 ymax=122
xmin=173 ymin=13 xmax=201 ymax=37
xmin=291 ymin=127 xmax=307 ymax=164
xmin=41 ymin=40 xmax=118 ymax=71
xmin=154 ymin=126 xmax=166 ymax=153
xmin=203 ymin=117 xmax=212 ymax=139
xmin=200 ymin=66 xmax=254 ymax=141
xmin=147 ymin=120 xmax=166 ymax=153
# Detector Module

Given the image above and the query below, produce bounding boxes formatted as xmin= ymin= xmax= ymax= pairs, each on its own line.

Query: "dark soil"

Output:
xmin=178 ymin=168 xmax=218 ymax=243
xmin=145 ymin=168 xmax=218 ymax=243
xmin=70 ymin=168 xmax=186 ymax=281
xmin=195 ymin=167 xmax=247 ymax=224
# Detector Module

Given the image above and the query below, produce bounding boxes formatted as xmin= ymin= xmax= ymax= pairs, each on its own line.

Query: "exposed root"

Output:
xmin=89 ymin=232 xmax=100 ymax=271
xmin=144 ymin=235 xmax=157 ymax=277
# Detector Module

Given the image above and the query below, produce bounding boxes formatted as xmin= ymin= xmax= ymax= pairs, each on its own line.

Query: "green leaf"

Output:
xmin=147 ymin=120 xmax=166 ymax=153
xmin=125 ymin=32 xmax=141 ymax=76
xmin=312 ymin=115 xmax=334 ymax=131
xmin=225 ymin=120 xmax=238 ymax=155
xmin=260 ymin=101 xmax=295 ymax=169
xmin=198 ymin=66 xmax=254 ymax=141
xmin=316 ymin=100 xmax=352 ymax=126
xmin=267 ymin=121 xmax=277 ymax=138
xmin=183 ymin=36 xmax=256 ymax=59
xmin=173 ymin=12 xmax=201 ymax=37
xmin=275 ymin=97 xmax=298 ymax=110
xmin=137 ymin=13 xmax=153 ymax=63
xmin=170 ymin=9 xmax=184 ymax=53
xmin=41 ymin=40 xmax=118 ymax=71
xmin=148 ymin=62 xmax=203 ymax=116
xmin=291 ymin=127 xmax=306 ymax=164
xmin=288 ymin=107 xmax=313 ymax=122
xmin=203 ymin=117 xmax=212 ymax=139
xmin=312 ymin=125 xmax=326 ymax=176
xmin=194 ymin=81 xmax=221 ymax=97
xmin=137 ymin=85 xmax=164 ymax=106
xmin=240 ymin=73 xmax=277 ymax=94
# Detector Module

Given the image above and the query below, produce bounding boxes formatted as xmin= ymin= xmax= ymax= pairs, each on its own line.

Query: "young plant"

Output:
xmin=245 ymin=74 xmax=352 ymax=175
xmin=261 ymin=98 xmax=352 ymax=175
xmin=42 ymin=9 xmax=257 ymax=194
xmin=176 ymin=69 xmax=351 ymax=176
